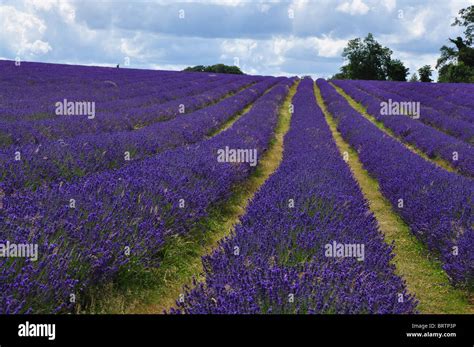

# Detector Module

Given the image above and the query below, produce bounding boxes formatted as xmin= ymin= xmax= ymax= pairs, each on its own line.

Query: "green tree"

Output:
xmin=452 ymin=5 xmax=474 ymax=45
xmin=418 ymin=65 xmax=433 ymax=82
xmin=329 ymin=72 xmax=348 ymax=80
xmin=387 ymin=59 xmax=410 ymax=81
xmin=437 ymin=37 xmax=474 ymax=70
xmin=335 ymin=33 xmax=409 ymax=81
xmin=339 ymin=33 xmax=392 ymax=80
xmin=409 ymin=73 xmax=419 ymax=82
xmin=436 ymin=5 xmax=474 ymax=82
xmin=184 ymin=65 xmax=206 ymax=72
xmin=438 ymin=62 xmax=474 ymax=83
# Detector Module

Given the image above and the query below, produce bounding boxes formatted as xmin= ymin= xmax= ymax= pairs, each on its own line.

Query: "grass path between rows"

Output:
xmin=330 ymin=83 xmax=461 ymax=175
xmin=206 ymin=81 xmax=276 ymax=138
xmin=314 ymin=82 xmax=473 ymax=314
xmin=86 ymin=80 xmax=300 ymax=314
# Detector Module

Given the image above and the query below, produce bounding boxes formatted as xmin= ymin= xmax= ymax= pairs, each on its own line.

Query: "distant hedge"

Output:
xmin=184 ymin=64 xmax=244 ymax=74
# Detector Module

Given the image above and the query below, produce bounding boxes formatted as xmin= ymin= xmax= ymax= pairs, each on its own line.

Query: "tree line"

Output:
xmin=183 ymin=64 xmax=244 ymax=74
xmin=331 ymin=5 xmax=474 ymax=83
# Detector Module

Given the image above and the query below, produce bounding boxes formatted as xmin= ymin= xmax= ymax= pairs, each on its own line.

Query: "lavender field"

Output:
xmin=0 ymin=60 xmax=472 ymax=315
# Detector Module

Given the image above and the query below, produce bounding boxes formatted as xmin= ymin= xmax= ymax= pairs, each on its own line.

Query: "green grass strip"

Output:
xmin=331 ymin=82 xmax=460 ymax=174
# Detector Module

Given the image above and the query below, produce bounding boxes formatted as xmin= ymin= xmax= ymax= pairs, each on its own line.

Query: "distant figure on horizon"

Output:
xmin=116 ymin=64 xmax=120 ymax=68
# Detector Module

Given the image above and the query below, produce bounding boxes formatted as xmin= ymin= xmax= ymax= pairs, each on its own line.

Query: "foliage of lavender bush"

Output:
xmin=170 ymin=79 xmax=417 ymax=314
xmin=318 ymin=79 xmax=473 ymax=288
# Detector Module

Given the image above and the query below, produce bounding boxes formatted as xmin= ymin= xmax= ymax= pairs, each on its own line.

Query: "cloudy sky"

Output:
xmin=0 ymin=0 xmax=471 ymax=78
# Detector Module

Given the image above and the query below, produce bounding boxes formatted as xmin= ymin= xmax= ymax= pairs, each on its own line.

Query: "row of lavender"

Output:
xmin=0 ymin=77 xmax=294 ymax=313
xmin=348 ymin=80 xmax=474 ymax=144
xmin=332 ymin=80 xmax=474 ymax=177
xmin=0 ymin=61 xmax=220 ymax=121
xmin=0 ymin=78 xmax=280 ymax=193
xmin=385 ymin=82 xmax=474 ymax=124
xmin=0 ymin=73 xmax=259 ymax=147
xmin=171 ymin=79 xmax=417 ymax=314
xmin=425 ymin=82 xmax=474 ymax=110
xmin=317 ymin=79 xmax=473 ymax=288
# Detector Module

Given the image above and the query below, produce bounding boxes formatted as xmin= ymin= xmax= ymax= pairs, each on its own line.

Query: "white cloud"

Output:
xmin=272 ymin=37 xmax=293 ymax=56
xmin=291 ymin=0 xmax=310 ymax=9
xmin=311 ymin=35 xmax=347 ymax=58
xmin=57 ymin=1 xmax=76 ymax=24
xmin=258 ymin=3 xmax=271 ymax=13
xmin=408 ymin=8 xmax=430 ymax=38
xmin=216 ymin=34 xmax=347 ymax=77
xmin=25 ymin=0 xmax=56 ymax=11
xmin=29 ymin=40 xmax=52 ymax=54
xmin=0 ymin=5 xmax=52 ymax=56
xmin=120 ymin=36 xmax=145 ymax=59
xmin=220 ymin=39 xmax=258 ymax=59
xmin=155 ymin=0 xmax=247 ymax=6
xmin=271 ymin=35 xmax=346 ymax=58
xmin=379 ymin=0 xmax=396 ymax=12
xmin=26 ymin=0 xmax=76 ymax=24
xmin=336 ymin=0 xmax=370 ymax=15
xmin=151 ymin=63 xmax=188 ymax=71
